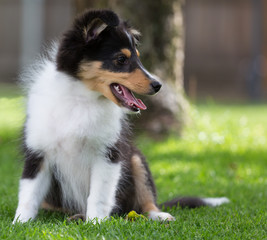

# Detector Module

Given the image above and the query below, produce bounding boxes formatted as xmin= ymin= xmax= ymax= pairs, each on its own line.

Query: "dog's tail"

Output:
xmin=160 ymin=197 xmax=230 ymax=209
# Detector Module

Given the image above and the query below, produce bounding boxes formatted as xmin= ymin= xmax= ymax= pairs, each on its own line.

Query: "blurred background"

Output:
xmin=184 ymin=0 xmax=267 ymax=102
xmin=1 ymin=2 xmax=266 ymax=234
xmin=0 ymin=0 xmax=267 ymax=134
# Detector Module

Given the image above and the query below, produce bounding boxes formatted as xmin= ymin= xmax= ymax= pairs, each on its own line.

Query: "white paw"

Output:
xmin=12 ymin=219 xmax=19 ymax=225
xmin=148 ymin=211 xmax=176 ymax=221
xmin=12 ymin=215 xmax=33 ymax=224
xmin=13 ymin=208 xmax=37 ymax=224
xmin=86 ymin=216 xmax=108 ymax=224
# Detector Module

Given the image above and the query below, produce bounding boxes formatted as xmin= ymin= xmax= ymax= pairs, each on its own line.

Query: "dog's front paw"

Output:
xmin=12 ymin=215 xmax=32 ymax=224
xmin=86 ymin=215 xmax=108 ymax=224
xmin=148 ymin=211 xmax=176 ymax=221
xmin=86 ymin=217 xmax=107 ymax=224
xmin=13 ymin=210 xmax=36 ymax=224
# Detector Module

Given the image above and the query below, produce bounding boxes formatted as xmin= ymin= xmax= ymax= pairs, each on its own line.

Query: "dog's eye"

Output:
xmin=116 ymin=55 xmax=128 ymax=65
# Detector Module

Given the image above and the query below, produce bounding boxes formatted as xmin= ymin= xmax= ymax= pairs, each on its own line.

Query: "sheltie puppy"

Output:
xmin=13 ymin=9 xmax=229 ymax=223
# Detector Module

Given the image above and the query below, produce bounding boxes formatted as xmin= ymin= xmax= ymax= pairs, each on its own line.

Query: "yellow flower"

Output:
xmin=125 ymin=210 xmax=148 ymax=221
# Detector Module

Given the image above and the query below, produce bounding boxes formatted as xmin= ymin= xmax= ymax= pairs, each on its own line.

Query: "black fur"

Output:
xmin=160 ymin=197 xmax=207 ymax=209
xmin=57 ymin=10 xmax=119 ymax=75
xmin=56 ymin=9 xmax=141 ymax=77
xmin=44 ymin=172 xmax=63 ymax=209
xmin=22 ymin=146 xmax=44 ymax=179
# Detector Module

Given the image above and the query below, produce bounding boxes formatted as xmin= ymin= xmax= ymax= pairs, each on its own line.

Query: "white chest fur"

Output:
xmin=25 ymin=61 xmax=123 ymax=151
xmin=24 ymin=60 xmax=124 ymax=213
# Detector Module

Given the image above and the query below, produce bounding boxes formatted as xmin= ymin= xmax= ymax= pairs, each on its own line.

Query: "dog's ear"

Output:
xmin=122 ymin=21 xmax=141 ymax=46
xmin=129 ymin=28 xmax=141 ymax=46
xmin=84 ymin=18 xmax=108 ymax=42
xmin=57 ymin=10 xmax=120 ymax=75
xmin=81 ymin=10 xmax=120 ymax=42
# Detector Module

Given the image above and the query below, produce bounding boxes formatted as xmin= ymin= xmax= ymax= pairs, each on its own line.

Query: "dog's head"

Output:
xmin=57 ymin=9 xmax=162 ymax=112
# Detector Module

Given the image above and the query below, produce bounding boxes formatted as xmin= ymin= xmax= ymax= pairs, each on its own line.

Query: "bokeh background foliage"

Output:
xmin=0 ymin=0 xmax=267 ymax=239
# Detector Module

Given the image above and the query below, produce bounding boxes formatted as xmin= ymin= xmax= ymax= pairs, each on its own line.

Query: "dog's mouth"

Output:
xmin=110 ymin=83 xmax=147 ymax=112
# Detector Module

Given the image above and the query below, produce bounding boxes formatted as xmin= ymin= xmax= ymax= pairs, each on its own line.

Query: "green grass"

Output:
xmin=0 ymin=86 xmax=266 ymax=239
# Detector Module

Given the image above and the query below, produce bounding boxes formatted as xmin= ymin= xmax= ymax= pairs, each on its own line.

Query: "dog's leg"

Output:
xmin=13 ymin=153 xmax=51 ymax=223
xmin=131 ymin=155 xmax=175 ymax=221
xmin=86 ymin=160 xmax=121 ymax=223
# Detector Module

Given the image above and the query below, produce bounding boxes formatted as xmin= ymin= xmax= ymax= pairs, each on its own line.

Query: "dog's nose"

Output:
xmin=151 ymin=81 xmax=162 ymax=93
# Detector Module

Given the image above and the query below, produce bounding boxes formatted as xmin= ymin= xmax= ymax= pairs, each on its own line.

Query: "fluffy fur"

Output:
xmin=13 ymin=10 xmax=229 ymax=224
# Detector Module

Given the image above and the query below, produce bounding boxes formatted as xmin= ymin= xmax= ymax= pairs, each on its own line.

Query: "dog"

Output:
xmin=13 ymin=9 xmax=229 ymax=223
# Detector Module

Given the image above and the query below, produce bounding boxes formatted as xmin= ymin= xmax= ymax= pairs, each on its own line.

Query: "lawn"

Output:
xmin=0 ymin=84 xmax=266 ymax=239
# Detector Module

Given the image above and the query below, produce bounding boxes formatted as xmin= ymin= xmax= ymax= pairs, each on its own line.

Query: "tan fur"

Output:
xmin=121 ymin=48 xmax=131 ymax=58
xmin=131 ymin=155 xmax=160 ymax=213
xmin=41 ymin=201 xmax=67 ymax=213
xmin=77 ymin=61 xmax=152 ymax=107
xmin=136 ymin=49 xmax=140 ymax=57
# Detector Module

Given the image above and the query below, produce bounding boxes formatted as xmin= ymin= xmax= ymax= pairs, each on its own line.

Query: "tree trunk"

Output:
xmin=73 ymin=0 xmax=189 ymax=136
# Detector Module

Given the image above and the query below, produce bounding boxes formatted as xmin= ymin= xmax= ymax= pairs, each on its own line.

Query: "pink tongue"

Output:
xmin=120 ymin=85 xmax=147 ymax=110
